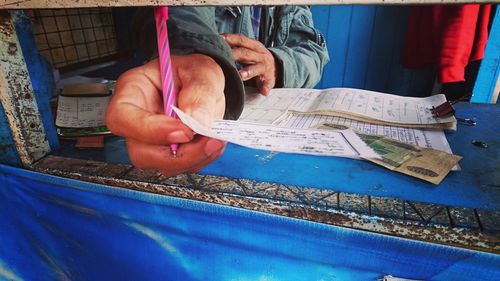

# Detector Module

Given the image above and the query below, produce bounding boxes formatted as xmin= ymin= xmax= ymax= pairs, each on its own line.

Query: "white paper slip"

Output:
xmin=172 ymin=107 xmax=380 ymax=159
xmin=286 ymin=88 xmax=456 ymax=125
xmin=56 ymin=95 xmax=111 ymax=128
xmin=277 ymin=113 xmax=460 ymax=171
xmin=238 ymin=89 xmax=458 ymax=168
xmin=277 ymin=113 xmax=453 ymax=154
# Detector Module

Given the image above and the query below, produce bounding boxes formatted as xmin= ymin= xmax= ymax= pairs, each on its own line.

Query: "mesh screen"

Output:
xmin=32 ymin=8 xmax=119 ymax=69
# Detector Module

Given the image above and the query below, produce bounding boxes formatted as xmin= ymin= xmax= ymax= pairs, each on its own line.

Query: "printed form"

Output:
xmin=56 ymin=95 xmax=111 ymax=128
xmin=286 ymin=88 xmax=456 ymax=125
xmin=172 ymin=88 xmax=459 ymax=168
xmin=240 ymin=88 xmax=454 ymax=155
xmin=173 ymin=107 xmax=379 ymax=159
xmin=277 ymin=114 xmax=453 ymax=155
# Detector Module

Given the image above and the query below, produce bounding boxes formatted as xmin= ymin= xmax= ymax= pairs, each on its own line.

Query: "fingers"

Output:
xmin=238 ymin=63 xmax=265 ymax=81
xmin=223 ymin=33 xmax=264 ymax=51
xmin=256 ymin=77 xmax=273 ymax=96
xmin=185 ymin=139 xmax=227 ymax=174
xmin=106 ymin=62 xmax=195 ymax=145
xmin=127 ymin=135 xmax=226 ymax=177
xmin=223 ymin=33 xmax=277 ymax=96
xmin=177 ymin=84 xmax=217 ymax=128
xmin=108 ymin=54 xmax=228 ymax=178
xmin=108 ymin=102 xmax=194 ymax=145
xmin=173 ymin=54 xmax=226 ymax=127
xmin=231 ymin=47 xmax=261 ymax=64
xmin=239 ymin=64 xmax=275 ymax=96
xmin=239 ymin=63 xmax=276 ymax=96
xmin=223 ymin=33 xmax=268 ymax=64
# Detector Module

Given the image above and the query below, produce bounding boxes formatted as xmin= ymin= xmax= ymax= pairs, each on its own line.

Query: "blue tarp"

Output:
xmin=1 ymin=164 xmax=499 ymax=281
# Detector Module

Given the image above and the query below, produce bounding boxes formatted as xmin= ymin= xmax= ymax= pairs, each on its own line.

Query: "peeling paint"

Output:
xmin=255 ymin=151 xmax=279 ymax=163
xmin=0 ymin=11 xmax=13 ymax=36
xmin=7 ymin=42 xmax=16 ymax=54
xmin=0 ymin=10 xmax=50 ymax=165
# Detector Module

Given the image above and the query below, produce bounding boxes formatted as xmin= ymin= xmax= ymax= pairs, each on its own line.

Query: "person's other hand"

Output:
xmin=223 ymin=33 xmax=277 ymax=96
xmin=105 ymin=54 xmax=226 ymax=177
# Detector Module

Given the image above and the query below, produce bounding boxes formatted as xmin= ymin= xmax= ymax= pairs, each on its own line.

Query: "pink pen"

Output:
xmin=154 ymin=7 xmax=178 ymax=156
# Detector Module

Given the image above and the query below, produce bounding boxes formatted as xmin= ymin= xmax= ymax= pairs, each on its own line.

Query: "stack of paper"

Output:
xmin=55 ymin=83 xmax=112 ymax=137
xmin=240 ymin=88 xmax=456 ymax=157
xmin=284 ymin=88 xmax=457 ymax=130
xmin=174 ymin=87 xmax=462 ymax=184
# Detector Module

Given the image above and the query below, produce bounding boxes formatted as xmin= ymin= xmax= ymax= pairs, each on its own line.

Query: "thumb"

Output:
xmin=177 ymin=84 xmax=215 ymax=129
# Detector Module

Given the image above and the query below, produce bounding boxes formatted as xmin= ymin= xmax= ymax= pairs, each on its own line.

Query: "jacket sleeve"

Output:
xmin=168 ymin=7 xmax=245 ymax=120
xmin=134 ymin=7 xmax=245 ymax=120
xmin=268 ymin=6 xmax=330 ymax=89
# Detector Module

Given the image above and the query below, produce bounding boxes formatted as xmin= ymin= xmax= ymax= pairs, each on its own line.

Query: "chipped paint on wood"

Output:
xmin=0 ymin=0 xmax=494 ymax=9
xmin=0 ymin=101 xmax=21 ymax=166
xmin=471 ymin=7 xmax=500 ymax=103
xmin=0 ymin=10 xmax=50 ymax=166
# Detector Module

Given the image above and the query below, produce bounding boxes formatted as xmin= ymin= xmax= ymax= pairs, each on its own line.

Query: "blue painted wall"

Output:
xmin=311 ymin=5 xmax=435 ymax=97
xmin=471 ymin=7 xmax=500 ymax=104
xmin=312 ymin=5 xmax=499 ymax=103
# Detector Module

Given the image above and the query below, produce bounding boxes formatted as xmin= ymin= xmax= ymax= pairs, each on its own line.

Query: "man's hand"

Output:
xmin=105 ymin=54 xmax=226 ymax=177
xmin=223 ymin=33 xmax=277 ymax=96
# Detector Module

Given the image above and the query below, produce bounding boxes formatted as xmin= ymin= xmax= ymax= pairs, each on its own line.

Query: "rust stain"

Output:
xmin=0 ymin=1 xmax=26 ymax=9
xmin=30 ymin=156 xmax=500 ymax=254
xmin=7 ymin=42 xmax=16 ymax=55
xmin=288 ymin=207 xmax=353 ymax=224
xmin=0 ymin=11 xmax=13 ymax=36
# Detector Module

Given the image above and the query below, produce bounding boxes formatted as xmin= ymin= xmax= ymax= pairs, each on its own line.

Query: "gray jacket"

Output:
xmin=165 ymin=7 xmax=329 ymax=119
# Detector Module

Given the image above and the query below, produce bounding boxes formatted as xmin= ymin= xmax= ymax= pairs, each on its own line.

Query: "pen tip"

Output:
xmin=172 ymin=150 xmax=177 ymax=157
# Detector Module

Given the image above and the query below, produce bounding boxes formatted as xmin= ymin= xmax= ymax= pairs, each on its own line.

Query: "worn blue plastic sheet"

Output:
xmin=1 ymin=164 xmax=499 ymax=281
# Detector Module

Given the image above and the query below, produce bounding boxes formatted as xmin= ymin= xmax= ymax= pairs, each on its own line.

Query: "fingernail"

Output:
xmin=240 ymin=70 xmax=248 ymax=79
xmin=167 ymin=130 xmax=191 ymax=142
xmin=204 ymin=139 xmax=224 ymax=156
xmin=260 ymin=86 xmax=269 ymax=96
xmin=191 ymin=108 xmax=213 ymax=129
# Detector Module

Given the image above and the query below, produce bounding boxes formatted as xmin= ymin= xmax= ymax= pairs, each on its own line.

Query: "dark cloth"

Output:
xmin=132 ymin=6 xmax=329 ymax=120
xmin=215 ymin=6 xmax=329 ymax=89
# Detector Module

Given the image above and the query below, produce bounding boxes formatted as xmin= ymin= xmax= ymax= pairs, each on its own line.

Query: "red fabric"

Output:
xmin=402 ymin=4 xmax=491 ymax=83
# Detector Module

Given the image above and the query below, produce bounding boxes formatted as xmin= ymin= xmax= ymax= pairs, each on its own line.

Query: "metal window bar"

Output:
xmin=32 ymin=8 xmax=119 ymax=71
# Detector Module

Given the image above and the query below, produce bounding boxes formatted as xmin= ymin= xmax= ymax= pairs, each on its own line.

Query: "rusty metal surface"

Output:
xmin=0 ymin=10 xmax=50 ymax=166
xmin=32 ymin=155 xmax=500 ymax=254
xmin=0 ymin=0 xmax=494 ymax=9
